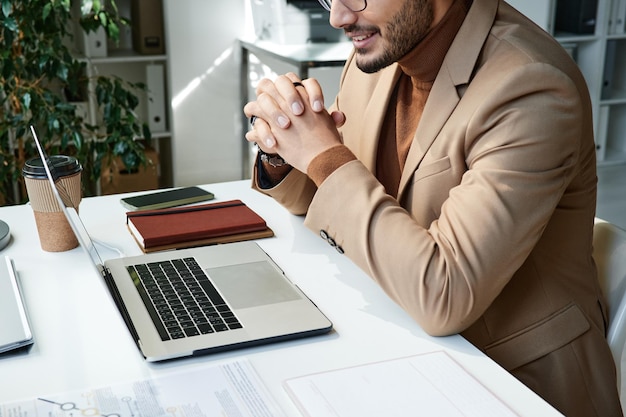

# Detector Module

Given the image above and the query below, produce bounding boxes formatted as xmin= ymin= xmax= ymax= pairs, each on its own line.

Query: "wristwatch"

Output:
xmin=258 ymin=149 xmax=288 ymax=167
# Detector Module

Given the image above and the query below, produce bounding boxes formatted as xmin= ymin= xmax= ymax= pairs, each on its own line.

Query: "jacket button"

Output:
xmin=335 ymin=245 xmax=344 ymax=254
xmin=320 ymin=230 xmax=329 ymax=240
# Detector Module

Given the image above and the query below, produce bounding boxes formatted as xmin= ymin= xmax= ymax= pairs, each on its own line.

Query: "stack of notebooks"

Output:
xmin=126 ymin=200 xmax=274 ymax=253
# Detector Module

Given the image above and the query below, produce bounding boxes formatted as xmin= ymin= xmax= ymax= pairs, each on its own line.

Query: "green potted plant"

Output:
xmin=0 ymin=0 xmax=151 ymax=205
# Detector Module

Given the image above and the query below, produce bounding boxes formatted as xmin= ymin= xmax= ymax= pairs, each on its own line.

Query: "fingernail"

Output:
xmin=265 ymin=137 xmax=275 ymax=147
xmin=292 ymin=102 xmax=304 ymax=114
xmin=313 ymin=100 xmax=323 ymax=112
xmin=278 ymin=116 xmax=289 ymax=128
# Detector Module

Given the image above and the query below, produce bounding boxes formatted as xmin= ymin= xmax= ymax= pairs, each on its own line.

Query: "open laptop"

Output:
xmin=0 ymin=256 xmax=34 ymax=354
xmin=30 ymin=126 xmax=332 ymax=362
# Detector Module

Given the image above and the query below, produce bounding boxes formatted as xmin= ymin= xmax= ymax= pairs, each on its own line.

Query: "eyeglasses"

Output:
xmin=317 ymin=0 xmax=368 ymax=12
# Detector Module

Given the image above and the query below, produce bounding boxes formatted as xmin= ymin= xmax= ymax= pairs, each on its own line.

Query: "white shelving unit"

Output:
xmin=508 ymin=0 xmax=626 ymax=166
xmin=73 ymin=0 xmax=173 ymax=190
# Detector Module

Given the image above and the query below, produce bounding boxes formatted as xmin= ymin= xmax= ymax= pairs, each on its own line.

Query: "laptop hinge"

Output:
xmin=101 ymin=266 xmax=142 ymax=347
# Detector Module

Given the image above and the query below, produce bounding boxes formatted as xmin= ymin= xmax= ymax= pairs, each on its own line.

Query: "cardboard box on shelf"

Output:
xmin=100 ymin=148 xmax=159 ymax=195
xmin=131 ymin=0 xmax=165 ymax=54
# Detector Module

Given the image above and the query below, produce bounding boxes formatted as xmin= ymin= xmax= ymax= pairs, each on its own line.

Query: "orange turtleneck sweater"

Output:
xmin=375 ymin=0 xmax=471 ymax=196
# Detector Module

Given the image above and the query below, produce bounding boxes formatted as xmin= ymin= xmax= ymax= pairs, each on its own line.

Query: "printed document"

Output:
xmin=1 ymin=359 xmax=284 ymax=417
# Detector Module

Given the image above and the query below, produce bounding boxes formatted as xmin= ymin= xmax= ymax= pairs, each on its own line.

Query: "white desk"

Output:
xmin=0 ymin=180 xmax=561 ymax=415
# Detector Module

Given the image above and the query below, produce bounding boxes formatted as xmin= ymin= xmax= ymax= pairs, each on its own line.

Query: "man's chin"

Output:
xmin=355 ymin=53 xmax=389 ymax=74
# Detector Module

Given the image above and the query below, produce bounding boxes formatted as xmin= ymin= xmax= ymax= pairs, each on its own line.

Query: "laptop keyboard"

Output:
xmin=127 ymin=257 xmax=242 ymax=341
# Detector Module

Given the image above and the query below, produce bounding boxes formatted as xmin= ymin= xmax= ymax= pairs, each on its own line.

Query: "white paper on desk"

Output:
xmin=1 ymin=359 xmax=285 ymax=417
xmin=284 ymin=351 xmax=518 ymax=417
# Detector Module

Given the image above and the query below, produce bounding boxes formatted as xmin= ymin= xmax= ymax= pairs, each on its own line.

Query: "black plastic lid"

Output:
xmin=22 ymin=155 xmax=82 ymax=179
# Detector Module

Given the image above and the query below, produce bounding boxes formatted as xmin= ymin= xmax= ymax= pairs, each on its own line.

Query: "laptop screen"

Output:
xmin=29 ymin=126 xmax=107 ymax=272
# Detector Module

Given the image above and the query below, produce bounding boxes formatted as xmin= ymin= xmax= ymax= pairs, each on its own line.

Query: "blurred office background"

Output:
xmin=161 ymin=0 xmax=624 ymax=230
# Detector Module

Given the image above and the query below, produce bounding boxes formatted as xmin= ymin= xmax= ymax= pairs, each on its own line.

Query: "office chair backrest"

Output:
xmin=593 ymin=219 xmax=626 ymax=389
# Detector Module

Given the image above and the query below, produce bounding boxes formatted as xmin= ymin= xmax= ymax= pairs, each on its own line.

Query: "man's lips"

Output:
xmin=347 ymin=31 xmax=377 ymax=48
xmin=351 ymin=33 xmax=373 ymax=41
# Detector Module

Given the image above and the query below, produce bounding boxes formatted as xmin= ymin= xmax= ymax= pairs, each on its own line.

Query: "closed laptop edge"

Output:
xmin=0 ymin=256 xmax=34 ymax=355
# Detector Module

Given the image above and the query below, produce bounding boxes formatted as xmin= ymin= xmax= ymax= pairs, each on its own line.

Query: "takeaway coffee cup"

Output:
xmin=22 ymin=156 xmax=82 ymax=252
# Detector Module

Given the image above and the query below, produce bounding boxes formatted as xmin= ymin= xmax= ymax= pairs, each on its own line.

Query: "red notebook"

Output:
xmin=126 ymin=199 xmax=274 ymax=253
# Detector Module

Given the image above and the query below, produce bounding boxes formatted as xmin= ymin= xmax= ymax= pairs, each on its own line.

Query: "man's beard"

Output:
xmin=354 ymin=0 xmax=433 ymax=74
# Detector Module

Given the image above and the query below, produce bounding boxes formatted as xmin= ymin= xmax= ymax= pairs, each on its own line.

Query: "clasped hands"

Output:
xmin=244 ymin=73 xmax=345 ymax=174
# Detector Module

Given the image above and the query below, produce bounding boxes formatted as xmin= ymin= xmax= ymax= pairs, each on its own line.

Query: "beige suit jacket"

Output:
xmin=253 ymin=0 xmax=622 ymax=414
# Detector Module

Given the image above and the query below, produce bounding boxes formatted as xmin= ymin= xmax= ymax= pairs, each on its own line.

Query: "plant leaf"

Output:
xmin=2 ymin=0 xmax=12 ymax=18
xmin=22 ymin=93 xmax=31 ymax=110
xmin=81 ymin=0 xmax=94 ymax=15
xmin=42 ymin=3 xmax=51 ymax=20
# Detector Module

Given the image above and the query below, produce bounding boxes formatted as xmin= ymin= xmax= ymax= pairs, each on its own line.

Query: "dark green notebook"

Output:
xmin=120 ymin=186 xmax=214 ymax=211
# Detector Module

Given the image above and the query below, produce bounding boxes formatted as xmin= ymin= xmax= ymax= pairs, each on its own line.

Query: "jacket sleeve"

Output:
xmin=303 ymin=62 xmax=586 ymax=336
xmin=251 ymin=160 xmax=317 ymax=216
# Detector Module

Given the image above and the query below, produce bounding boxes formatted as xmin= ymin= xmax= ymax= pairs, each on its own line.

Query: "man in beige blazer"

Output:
xmin=244 ymin=0 xmax=622 ymax=415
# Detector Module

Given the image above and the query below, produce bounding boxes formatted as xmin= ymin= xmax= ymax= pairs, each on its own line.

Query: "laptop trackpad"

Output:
xmin=207 ymin=261 xmax=301 ymax=309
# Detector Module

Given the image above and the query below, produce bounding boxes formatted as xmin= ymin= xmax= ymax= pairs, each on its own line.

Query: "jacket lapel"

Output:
xmin=356 ymin=66 xmax=402 ymax=172
xmin=397 ymin=0 xmax=499 ymax=199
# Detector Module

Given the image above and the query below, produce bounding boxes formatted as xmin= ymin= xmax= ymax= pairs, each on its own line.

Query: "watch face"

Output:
xmin=260 ymin=152 xmax=287 ymax=167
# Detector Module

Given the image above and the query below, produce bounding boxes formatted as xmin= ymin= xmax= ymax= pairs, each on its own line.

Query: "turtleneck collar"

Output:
xmin=397 ymin=0 xmax=472 ymax=84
